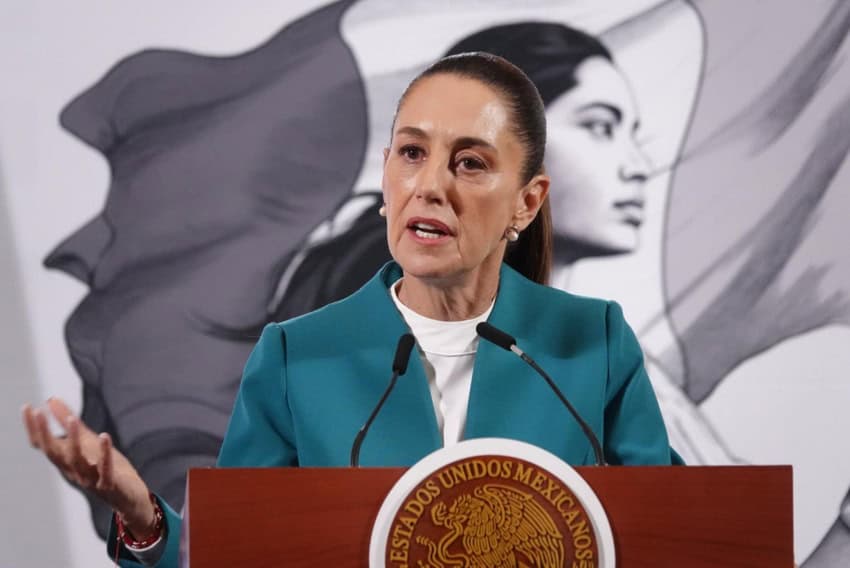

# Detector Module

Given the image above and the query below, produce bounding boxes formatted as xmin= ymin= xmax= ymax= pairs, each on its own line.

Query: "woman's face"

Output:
xmin=382 ymin=73 xmax=547 ymax=285
xmin=545 ymin=56 xmax=651 ymax=259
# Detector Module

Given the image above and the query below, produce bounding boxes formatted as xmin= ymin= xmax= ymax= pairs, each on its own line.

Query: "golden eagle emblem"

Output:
xmin=415 ymin=483 xmax=565 ymax=567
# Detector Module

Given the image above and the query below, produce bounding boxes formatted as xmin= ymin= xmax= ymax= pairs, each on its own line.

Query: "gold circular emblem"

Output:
xmin=385 ymin=455 xmax=598 ymax=567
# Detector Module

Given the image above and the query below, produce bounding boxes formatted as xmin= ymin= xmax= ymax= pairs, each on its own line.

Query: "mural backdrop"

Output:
xmin=3 ymin=1 xmax=849 ymax=566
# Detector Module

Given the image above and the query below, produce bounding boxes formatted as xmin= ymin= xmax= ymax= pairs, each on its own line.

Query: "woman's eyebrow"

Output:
xmin=453 ymin=136 xmax=497 ymax=152
xmin=395 ymin=127 xmax=496 ymax=152
xmin=395 ymin=125 xmax=428 ymax=139
xmin=575 ymin=102 xmax=622 ymax=124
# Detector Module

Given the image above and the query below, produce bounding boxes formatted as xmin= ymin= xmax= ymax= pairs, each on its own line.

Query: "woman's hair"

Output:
xmin=392 ymin=24 xmax=612 ymax=285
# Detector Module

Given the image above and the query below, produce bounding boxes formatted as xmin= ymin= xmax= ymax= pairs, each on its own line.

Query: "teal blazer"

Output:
xmin=114 ymin=261 xmax=678 ymax=567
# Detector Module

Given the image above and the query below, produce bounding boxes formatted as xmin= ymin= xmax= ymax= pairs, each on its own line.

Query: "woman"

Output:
xmin=22 ymin=52 xmax=677 ymax=567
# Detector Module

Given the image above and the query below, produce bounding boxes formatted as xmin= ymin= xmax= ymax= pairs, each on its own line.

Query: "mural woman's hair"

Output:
xmin=394 ymin=52 xmax=552 ymax=284
xmin=444 ymin=22 xmax=613 ymax=107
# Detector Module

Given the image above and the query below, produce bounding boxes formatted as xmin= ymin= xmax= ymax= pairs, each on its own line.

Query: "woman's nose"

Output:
xmin=43 ymin=215 xmax=111 ymax=285
xmin=619 ymin=141 xmax=651 ymax=183
xmin=415 ymin=159 xmax=452 ymax=203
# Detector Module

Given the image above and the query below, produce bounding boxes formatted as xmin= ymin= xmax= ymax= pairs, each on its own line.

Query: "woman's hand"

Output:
xmin=21 ymin=397 xmax=158 ymax=540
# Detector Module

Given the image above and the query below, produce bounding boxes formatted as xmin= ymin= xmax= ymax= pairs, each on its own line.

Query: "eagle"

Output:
xmin=416 ymin=483 xmax=565 ymax=567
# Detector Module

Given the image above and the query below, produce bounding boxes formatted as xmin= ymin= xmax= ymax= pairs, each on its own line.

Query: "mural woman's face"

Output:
xmin=544 ymin=56 xmax=651 ymax=259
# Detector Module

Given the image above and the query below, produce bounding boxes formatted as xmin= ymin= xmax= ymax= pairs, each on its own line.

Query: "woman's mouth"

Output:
xmin=621 ymin=215 xmax=643 ymax=228
xmin=613 ymin=199 xmax=644 ymax=228
xmin=407 ymin=218 xmax=453 ymax=242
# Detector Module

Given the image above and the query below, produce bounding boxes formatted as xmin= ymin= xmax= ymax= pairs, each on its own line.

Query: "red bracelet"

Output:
xmin=115 ymin=493 xmax=164 ymax=550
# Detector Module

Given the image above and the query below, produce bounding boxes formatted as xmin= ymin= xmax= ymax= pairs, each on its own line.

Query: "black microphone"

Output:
xmin=350 ymin=333 xmax=416 ymax=467
xmin=476 ymin=322 xmax=607 ymax=466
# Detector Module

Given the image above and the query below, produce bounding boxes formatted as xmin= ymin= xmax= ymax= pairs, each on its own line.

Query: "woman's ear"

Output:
xmin=513 ymin=174 xmax=550 ymax=230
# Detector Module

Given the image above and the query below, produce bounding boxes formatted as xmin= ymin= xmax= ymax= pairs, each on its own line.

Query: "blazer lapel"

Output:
xmin=463 ymin=265 xmax=595 ymax=465
xmin=351 ymin=263 xmax=442 ymax=466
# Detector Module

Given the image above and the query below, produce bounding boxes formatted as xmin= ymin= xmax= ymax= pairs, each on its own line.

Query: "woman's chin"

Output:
xmin=399 ymin=260 xmax=454 ymax=281
xmin=395 ymin=252 xmax=465 ymax=283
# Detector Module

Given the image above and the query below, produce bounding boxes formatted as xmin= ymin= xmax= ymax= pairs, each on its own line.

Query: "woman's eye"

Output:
xmin=457 ymin=156 xmax=485 ymax=171
xmin=582 ymin=120 xmax=615 ymax=140
xmin=400 ymin=145 xmax=423 ymax=160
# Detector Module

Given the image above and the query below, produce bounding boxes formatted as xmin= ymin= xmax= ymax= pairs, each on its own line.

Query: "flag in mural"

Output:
xmin=6 ymin=0 xmax=848 ymax=565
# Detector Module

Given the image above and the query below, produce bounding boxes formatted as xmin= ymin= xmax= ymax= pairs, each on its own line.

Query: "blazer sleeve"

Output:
xmin=217 ymin=322 xmax=299 ymax=467
xmin=107 ymin=496 xmax=182 ymax=568
xmin=602 ymin=301 xmax=684 ymax=465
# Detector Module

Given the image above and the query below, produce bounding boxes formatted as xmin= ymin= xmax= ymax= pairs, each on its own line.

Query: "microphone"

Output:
xmin=350 ymin=333 xmax=416 ymax=467
xmin=476 ymin=322 xmax=607 ymax=466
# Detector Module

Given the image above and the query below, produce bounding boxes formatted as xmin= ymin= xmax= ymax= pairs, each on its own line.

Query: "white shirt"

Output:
xmin=390 ymin=280 xmax=494 ymax=446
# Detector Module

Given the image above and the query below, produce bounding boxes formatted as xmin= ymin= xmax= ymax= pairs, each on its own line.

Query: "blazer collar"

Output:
xmin=349 ymin=262 xmax=442 ymax=464
xmin=354 ymin=262 xmax=590 ymax=464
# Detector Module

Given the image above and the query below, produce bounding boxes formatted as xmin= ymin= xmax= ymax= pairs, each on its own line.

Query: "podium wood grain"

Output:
xmin=183 ymin=465 xmax=792 ymax=567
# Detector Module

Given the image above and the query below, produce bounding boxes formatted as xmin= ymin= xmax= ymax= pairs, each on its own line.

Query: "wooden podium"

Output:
xmin=182 ymin=465 xmax=793 ymax=567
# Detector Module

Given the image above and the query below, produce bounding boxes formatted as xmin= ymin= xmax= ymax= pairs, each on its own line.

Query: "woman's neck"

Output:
xmin=396 ymin=271 xmax=499 ymax=321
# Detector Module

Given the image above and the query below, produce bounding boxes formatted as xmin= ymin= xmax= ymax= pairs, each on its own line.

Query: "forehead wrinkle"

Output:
xmin=400 ymin=113 xmax=510 ymax=158
xmin=395 ymin=77 xmax=512 ymax=152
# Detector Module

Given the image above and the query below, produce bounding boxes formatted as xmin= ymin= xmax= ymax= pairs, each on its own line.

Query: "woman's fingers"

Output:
xmin=66 ymin=415 xmax=83 ymax=459
xmin=23 ymin=400 xmax=96 ymax=485
xmin=23 ymin=399 xmax=153 ymax=520
xmin=32 ymin=407 xmax=62 ymax=463
xmin=26 ymin=402 xmax=65 ymax=456
xmin=21 ymin=404 xmax=40 ymax=448
xmin=48 ymin=397 xmax=100 ymax=456
xmin=96 ymin=433 xmax=115 ymax=493
xmin=46 ymin=397 xmax=74 ymax=426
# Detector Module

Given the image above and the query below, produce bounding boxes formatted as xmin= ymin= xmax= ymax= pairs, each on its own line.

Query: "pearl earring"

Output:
xmin=504 ymin=225 xmax=520 ymax=242
xmin=378 ymin=204 xmax=387 ymax=217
